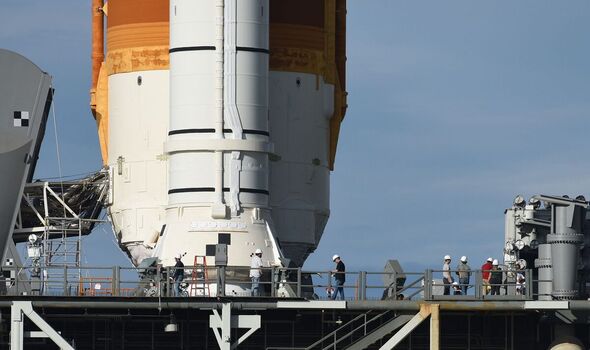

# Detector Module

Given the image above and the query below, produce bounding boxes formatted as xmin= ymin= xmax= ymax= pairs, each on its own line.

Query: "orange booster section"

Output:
xmin=90 ymin=0 xmax=345 ymax=168
xmin=90 ymin=0 xmax=347 ymax=267
xmin=90 ymin=0 xmax=169 ymax=166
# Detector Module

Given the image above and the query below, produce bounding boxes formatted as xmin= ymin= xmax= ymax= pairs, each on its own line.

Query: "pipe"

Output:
xmin=0 ymin=300 xmax=279 ymax=310
xmin=90 ymin=0 xmax=104 ymax=112
xmin=8 ymin=299 xmax=590 ymax=312
xmin=213 ymin=0 xmax=225 ymax=211
xmin=345 ymin=301 xmax=420 ymax=311
xmin=569 ymin=301 xmax=590 ymax=310
xmin=0 ymin=300 xmax=538 ymax=312
xmin=345 ymin=301 xmax=527 ymax=311
xmin=225 ymin=0 xmax=243 ymax=215
xmin=224 ymin=0 xmax=243 ymax=139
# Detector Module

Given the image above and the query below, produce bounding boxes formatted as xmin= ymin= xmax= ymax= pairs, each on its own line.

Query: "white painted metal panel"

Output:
xmin=108 ymin=70 xmax=168 ymax=265
xmin=268 ymin=72 xmax=334 ymax=265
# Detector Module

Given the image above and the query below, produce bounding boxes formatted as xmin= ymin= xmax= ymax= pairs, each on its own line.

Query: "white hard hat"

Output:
xmin=255 ymin=248 xmax=262 ymax=254
xmin=460 ymin=256 xmax=467 ymax=263
xmin=452 ymin=281 xmax=459 ymax=285
xmin=492 ymin=259 xmax=499 ymax=265
xmin=332 ymin=254 xmax=340 ymax=261
xmin=444 ymin=255 xmax=451 ymax=260
xmin=487 ymin=257 xmax=493 ymax=262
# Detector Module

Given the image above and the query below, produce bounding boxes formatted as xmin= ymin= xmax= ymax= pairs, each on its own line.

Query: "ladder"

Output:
xmin=190 ymin=256 xmax=210 ymax=297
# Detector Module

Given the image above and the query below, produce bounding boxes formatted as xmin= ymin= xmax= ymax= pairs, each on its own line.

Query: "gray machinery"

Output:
xmin=0 ymin=49 xmax=52 ymax=295
xmin=1 ymin=50 xmax=108 ymax=296
xmin=0 ymin=49 xmax=52 ymax=261
xmin=504 ymin=194 xmax=589 ymax=300
xmin=382 ymin=259 xmax=406 ymax=300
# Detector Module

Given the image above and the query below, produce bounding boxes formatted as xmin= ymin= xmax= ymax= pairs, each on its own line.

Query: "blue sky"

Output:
xmin=1 ymin=1 xmax=590 ymax=275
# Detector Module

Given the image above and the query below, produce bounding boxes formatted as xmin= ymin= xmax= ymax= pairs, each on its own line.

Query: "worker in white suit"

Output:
xmin=250 ymin=249 xmax=264 ymax=296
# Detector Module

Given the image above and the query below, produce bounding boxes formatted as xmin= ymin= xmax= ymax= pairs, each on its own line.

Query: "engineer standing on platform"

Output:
xmin=173 ymin=254 xmax=185 ymax=297
xmin=456 ymin=256 xmax=471 ymax=295
xmin=331 ymin=255 xmax=346 ymax=300
xmin=250 ymin=249 xmax=264 ymax=296
xmin=481 ymin=257 xmax=493 ymax=295
xmin=442 ymin=255 xmax=453 ymax=295
xmin=490 ymin=259 xmax=503 ymax=295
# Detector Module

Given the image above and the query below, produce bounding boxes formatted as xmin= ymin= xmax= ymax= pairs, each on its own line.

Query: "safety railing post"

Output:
xmin=112 ymin=266 xmax=120 ymax=296
xmin=359 ymin=271 xmax=367 ymax=300
xmin=392 ymin=270 xmax=397 ymax=299
xmin=218 ymin=266 xmax=226 ymax=297
xmin=15 ymin=266 xmax=19 ymax=296
xmin=63 ymin=265 xmax=68 ymax=296
xmin=271 ymin=266 xmax=276 ymax=297
xmin=475 ymin=269 xmax=483 ymax=299
xmin=297 ymin=267 xmax=302 ymax=297
xmin=526 ymin=269 xmax=533 ymax=300
xmin=158 ymin=265 xmax=163 ymax=297
xmin=424 ymin=270 xmax=432 ymax=300
xmin=167 ymin=266 xmax=173 ymax=297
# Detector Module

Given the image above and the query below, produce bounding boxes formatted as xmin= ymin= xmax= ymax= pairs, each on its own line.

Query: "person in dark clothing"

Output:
xmin=481 ymin=257 xmax=493 ymax=295
xmin=489 ymin=259 xmax=502 ymax=295
xmin=173 ymin=254 xmax=185 ymax=297
xmin=331 ymin=254 xmax=345 ymax=300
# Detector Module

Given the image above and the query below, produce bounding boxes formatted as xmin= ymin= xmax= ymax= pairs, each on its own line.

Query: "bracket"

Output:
xmin=209 ymin=303 xmax=261 ymax=350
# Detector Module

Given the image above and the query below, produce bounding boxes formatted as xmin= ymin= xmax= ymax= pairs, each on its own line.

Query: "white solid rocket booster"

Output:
xmin=161 ymin=0 xmax=282 ymax=277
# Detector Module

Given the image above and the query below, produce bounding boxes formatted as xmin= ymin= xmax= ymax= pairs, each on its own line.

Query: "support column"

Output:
xmin=221 ymin=302 xmax=231 ymax=350
xmin=430 ymin=304 xmax=440 ymax=350
xmin=10 ymin=303 xmax=23 ymax=350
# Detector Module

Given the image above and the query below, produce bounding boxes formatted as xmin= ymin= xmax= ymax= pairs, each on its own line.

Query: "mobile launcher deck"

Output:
xmin=0 ymin=296 xmax=589 ymax=350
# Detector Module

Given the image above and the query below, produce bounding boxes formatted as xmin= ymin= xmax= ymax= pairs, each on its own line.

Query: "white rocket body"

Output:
xmin=160 ymin=0 xmax=282 ymax=271
xmin=106 ymin=0 xmax=336 ymax=283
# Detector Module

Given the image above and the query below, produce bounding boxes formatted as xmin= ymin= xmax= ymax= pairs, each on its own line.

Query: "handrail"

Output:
xmin=397 ymin=275 xmax=424 ymax=295
xmin=304 ymin=310 xmax=373 ymax=349
xmin=322 ymin=311 xmax=393 ymax=350
xmin=3 ymin=265 xmax=538 ymax=301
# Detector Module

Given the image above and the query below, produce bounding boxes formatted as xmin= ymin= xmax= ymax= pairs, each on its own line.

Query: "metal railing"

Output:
xmin=0 ymin=264 xmax=536 ymax=301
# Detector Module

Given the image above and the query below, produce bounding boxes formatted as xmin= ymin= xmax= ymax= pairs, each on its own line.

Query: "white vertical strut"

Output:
xmin=213 ymin=0 xmax=226 ymax=217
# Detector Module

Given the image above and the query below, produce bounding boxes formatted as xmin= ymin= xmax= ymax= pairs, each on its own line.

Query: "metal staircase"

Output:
xmin=298 ymin=310 xmax=412 ymax=350
xmin=344 ymin=313 xmax=413 ymax=350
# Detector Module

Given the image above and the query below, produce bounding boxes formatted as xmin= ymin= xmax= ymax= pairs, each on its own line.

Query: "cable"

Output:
xmin=50 ymin=92 xmax=67 ymax=218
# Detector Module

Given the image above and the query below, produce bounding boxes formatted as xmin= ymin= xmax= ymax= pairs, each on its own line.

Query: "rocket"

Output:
xmin=90 ymin=0 xmax=346 ymax=293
